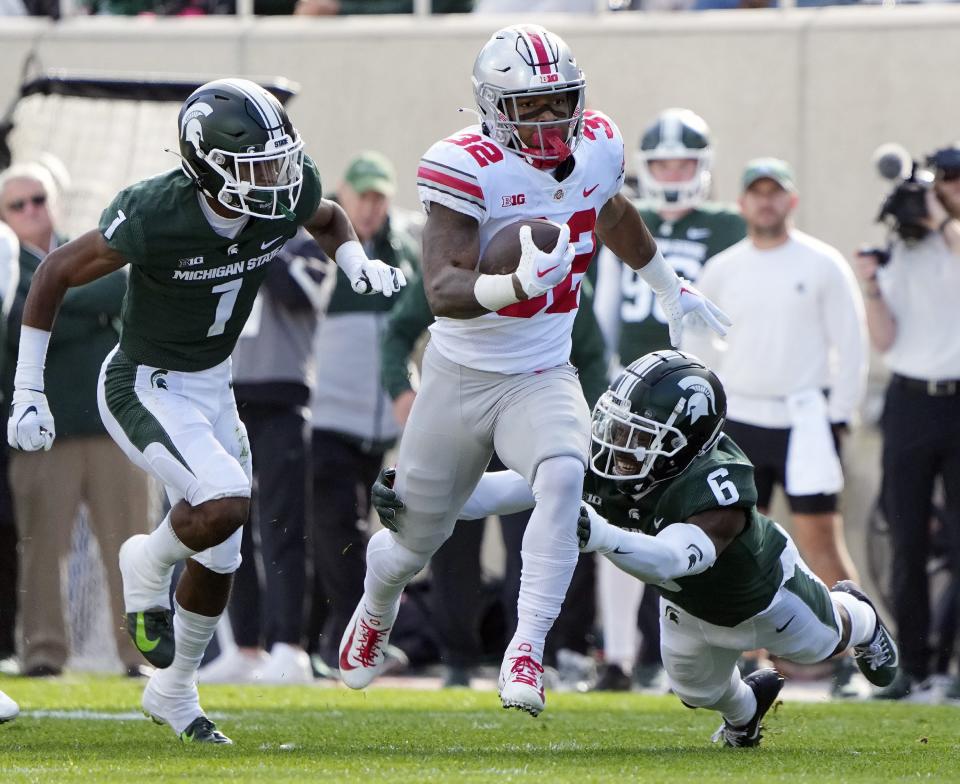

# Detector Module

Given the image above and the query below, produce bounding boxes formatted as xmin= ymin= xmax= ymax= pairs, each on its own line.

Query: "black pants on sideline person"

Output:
xmin=882 ymin=380 xmax=960 ymax=681
xmin=308 ymin=429 xmax=385 ymax=667
xmin=229 ymin=403 xmax=311 ymax=649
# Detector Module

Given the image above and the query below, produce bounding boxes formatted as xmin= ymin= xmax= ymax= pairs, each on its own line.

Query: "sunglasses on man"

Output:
xmin=4 ymin=194 xmax=47 ymax=213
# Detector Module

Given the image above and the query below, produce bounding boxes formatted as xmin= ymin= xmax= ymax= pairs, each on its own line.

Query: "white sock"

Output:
xmin=167 ymin=601 xmax=220 ymax=690
xmin=831 ymin=591 xmax=878 ymax=648
xmin=364 ymin=528 xmax=429 ymax=618
xmin=146 ymin=601 xmax=220 ymax=735
xmin=144 ymin=513 xmax=197 ymax=570
xmin=713 ymin=669 xmax=757 ymax=727
xmin=508 ymin=456 xmax=584 ymax=662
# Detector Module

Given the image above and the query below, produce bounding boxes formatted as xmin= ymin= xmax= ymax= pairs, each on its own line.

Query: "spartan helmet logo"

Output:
xmin=180 ymin=101 xmax=214 ymax=151
xmin=677 ymin=375 xmax=716 ymax=424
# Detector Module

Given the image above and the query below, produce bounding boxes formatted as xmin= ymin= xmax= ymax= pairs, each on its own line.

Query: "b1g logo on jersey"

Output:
xmin=677 ymin=376 xmax=717 ymax=424
xmin=501 ymin=194 xmax=526 ymax=207
xmin=178 ymin=256 xmax=204 ymax=268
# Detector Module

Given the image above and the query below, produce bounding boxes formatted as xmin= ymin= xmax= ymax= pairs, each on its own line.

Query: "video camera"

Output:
xmin=873 ymin=143 xmax=960 ymax=243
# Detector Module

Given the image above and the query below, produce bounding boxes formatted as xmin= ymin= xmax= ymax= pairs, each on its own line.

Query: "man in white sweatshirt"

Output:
xmin=684 ymin=159 xmax=868 ymax=694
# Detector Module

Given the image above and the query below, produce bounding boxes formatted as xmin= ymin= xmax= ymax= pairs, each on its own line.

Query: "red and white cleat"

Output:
xmin=498 ymin=642 xmax=546 ymax=716
xmin=338 ymin=596 xmax=399 ymax=690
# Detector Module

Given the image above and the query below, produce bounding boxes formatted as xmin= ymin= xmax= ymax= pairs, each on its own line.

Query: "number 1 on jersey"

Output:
xmin=207 ymin=278 xmax=243 ymax=337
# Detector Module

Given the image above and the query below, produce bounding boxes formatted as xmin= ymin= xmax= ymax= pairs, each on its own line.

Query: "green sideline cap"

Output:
xmin=344 ymin=151 xmax=396 ymax=197
xmin=742 ymin=157 xmax=796 ymax=193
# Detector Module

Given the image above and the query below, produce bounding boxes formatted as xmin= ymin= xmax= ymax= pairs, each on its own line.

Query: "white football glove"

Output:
xmin=7 ymin=388 xmax=55 ymax=451
xmin=350 ymin=258 xmax=406 ymax=298
xmin=514 ymin=223 xmax=576 ymax=298
xmin=657 ymin=279 xmax=732 ymax=348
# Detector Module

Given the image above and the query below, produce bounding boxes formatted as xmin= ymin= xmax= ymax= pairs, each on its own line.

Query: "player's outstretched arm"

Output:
xmin=596 ymin=193 xmax=731 ymax=347
xmin=578 ymin=504 xmax=746 ymax=586
xmin=305 ymin=199 xmax=405 ymax=297
xmin=9 ymin=231 xmax=126 ymax=452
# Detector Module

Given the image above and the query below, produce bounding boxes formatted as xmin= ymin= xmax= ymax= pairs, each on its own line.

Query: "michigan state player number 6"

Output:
xmin=207 ymin=279 xmax=243 ymax=338
xmin=706 ymin=467 xmax=740 ymax=506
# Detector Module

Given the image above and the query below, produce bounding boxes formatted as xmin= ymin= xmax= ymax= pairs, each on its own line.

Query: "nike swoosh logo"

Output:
xmin=261 ymin=236 xmax=283 ymax=250
xmin=339 ymin=625 xmax=358 ymax=671
xmin=653 ymin=517 xmax=665 ymax=530
xmin=135 ymin=613 xmax=160 ymax=653
xmin=537 ymin=264 xmax=560 ymax=278
xmin=775 ymin=615 xmax=796 ymax=633
xmin=582 ymin=184 xmax=599 ymax=198
xmin=18 ymin=406 xmax=37 ymax=425
xmin=612 ymin=546 xmax=632 ymax=555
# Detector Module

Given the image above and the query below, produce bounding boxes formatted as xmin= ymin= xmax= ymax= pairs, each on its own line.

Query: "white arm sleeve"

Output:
xmin=459 ymin=470 xmax=535 ymax=520
xmin=593 ymin=246 xmax=623 ymax=359
xmin=582 ymin=505 xmax=717 ymax=585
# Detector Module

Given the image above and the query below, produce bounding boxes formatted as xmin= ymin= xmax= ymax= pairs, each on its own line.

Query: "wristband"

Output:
xmin=333 ymin=240 xmax=366 ymax=280
xmin=14 ymin=326 xmax=51 ymax=392
xmin=474 ymin=273 xmax=520 ymax=312
xmin=636 ymin=249 xmax=679 ymax=295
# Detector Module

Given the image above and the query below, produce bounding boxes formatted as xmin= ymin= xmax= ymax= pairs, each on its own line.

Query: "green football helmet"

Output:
xmin=177 ymin=78 xmax=304 ymax=220
xmin=590 ymin=350 xmax=726 ymax=493
xmin=636 ymin=108 xmax=713 ymax=210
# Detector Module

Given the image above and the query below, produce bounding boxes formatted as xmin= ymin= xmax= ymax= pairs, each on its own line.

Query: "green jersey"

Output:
xmin=617 ymin=202 xmax=744 ymax=363
xmin=582 ymin=434 xmax=787 ymax=627
xmin=98 ymin=157 xmax=323 ymax=371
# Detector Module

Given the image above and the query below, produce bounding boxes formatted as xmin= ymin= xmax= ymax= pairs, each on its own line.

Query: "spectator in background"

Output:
xmin=380 ymin=273 xmax=608 ymax=687
xmin=307 ymin=151 xmax=418 ymax=672
xmin=0 ymin=163 xmax=150 ymax=677
xmin=0 ymin=220 xmax=19 ymax=671
xmin=685 ymin=158 xmax=867 ymax=695
xmin=853 ymin=145 xmax=960 ymax=702
xmin=198 ymin=230 xmax=334 ymax=684
xmin=592 ymin=108 xmax=745 ymax=692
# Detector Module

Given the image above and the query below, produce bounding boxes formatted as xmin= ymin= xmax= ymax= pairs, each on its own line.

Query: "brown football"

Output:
xmin=478 ymin=219 xmax=563 ymax=276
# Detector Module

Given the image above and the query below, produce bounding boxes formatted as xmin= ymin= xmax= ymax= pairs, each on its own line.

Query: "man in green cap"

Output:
xmin=307 ymin=151 xmax=419 ymax=673
xmin=685 ymin=156 xmax=869 ymax=697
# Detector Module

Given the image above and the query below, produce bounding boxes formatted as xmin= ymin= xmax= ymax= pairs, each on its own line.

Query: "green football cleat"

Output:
xmin=832 ymin=580 xmax=899 ymax=688
xmin=126 ymin=610 xmax=175 ymax=669
xmin=178 ymin=716 xmax=233 ymax=745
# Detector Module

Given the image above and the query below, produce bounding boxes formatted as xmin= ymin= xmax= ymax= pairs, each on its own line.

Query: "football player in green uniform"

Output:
xmin=593 ymin=108 xmax=746 ymax=692
xmin=594 ymin=108 xmax=745 ymax=363
xmin=371 ymin=351 xmax=898 ymax=747
xmin=5 ymin=78 xmax=405 ymax=744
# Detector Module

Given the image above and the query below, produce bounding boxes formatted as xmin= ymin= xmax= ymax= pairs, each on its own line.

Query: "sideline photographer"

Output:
xmin=854 ymin=143 xmax=960 ymax=701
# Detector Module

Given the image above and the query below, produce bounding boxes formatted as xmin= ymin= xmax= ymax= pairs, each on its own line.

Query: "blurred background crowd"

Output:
xmin=0 ymin=4 xmax=958 ymax=707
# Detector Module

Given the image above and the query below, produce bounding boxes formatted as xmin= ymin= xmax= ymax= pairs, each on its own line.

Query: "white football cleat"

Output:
xmin=499 ymin=642 xmax=546 ymax=717
xmin=0 ymin=689 xmax=18 ymax=723
xmin=338 ymin=596 xmax=399 ymax=690
xmin=253 ymin=643 xmax=314 ymax=685
xmin=142 ymin=670 xmax=203 ymax=736
xmin=119 ymin=534 xmax=174 ymax=613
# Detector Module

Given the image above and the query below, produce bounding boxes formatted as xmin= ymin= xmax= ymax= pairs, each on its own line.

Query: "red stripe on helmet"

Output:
xmin=525 ymin=31 xmax=553 ymax=75
xmin=417 ymin=166 xmax=484 ymax=200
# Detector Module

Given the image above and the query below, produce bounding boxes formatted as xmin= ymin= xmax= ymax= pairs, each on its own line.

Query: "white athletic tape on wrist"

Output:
xmin=474 ymin=273 xmax=520 ymax=312
xmin=14 ymin=326 xmax=51 ymax=392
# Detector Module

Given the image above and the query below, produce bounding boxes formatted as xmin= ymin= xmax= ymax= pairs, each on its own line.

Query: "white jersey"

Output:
xmin=417 ymin=111 xmax=625 ymax=373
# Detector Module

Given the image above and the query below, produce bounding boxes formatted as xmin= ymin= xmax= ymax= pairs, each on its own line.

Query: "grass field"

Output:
xmin=1 ymin=674 xmax=957 ymax=783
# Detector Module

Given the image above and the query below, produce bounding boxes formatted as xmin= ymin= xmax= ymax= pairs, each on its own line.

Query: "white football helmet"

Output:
xmin=472 ymin=25 xmax=586 ymax=169
xmin=636 ymin=108 xmax=714 ymax=211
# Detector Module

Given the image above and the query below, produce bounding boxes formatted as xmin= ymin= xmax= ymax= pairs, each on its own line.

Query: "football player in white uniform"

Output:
xmin=338 ymin=24 xmax=730 ymax=716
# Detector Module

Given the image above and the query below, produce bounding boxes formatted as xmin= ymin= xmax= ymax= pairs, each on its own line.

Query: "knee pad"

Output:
xmin=532 ymin=455 xmax=585 ymax=508
xmin=191 ymin=526 xmax=243 ymax=574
